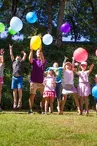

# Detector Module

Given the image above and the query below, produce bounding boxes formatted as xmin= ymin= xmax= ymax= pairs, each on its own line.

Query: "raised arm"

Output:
xmin=21 ymin=51 xmax=27 ymax=61
xmin=0 ymin=49 xmax=4 ymax=64
xmin=88 ymin=64 xmax=94 ymax=74
xmin=29 ymin=50 xmax=33 ymax=64
xmin=9 ymin=44 xmax=14 ymax=61
xmin=39 ymin=45 xmax=45 ymax=64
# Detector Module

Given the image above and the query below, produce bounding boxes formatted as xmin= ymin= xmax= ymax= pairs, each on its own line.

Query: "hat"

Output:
xmin=64 ymin=62 xmax=72 ymax=66
xmin=81 ymin=61 xmax=87 ymax=66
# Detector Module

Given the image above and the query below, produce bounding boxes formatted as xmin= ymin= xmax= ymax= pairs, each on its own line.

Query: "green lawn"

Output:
xmin=0 ymin=111 xmax=97 ymax=146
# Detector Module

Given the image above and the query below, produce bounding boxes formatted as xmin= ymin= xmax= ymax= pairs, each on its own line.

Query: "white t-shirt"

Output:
xmin=78 ymin=70 xmax=89 ymax=83
xmin=43 ymin=75 xmax=56 ymax=91
xmin=62 ymin=69 xmax=74 ymax=85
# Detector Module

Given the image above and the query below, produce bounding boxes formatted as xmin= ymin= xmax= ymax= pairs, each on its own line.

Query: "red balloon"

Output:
xmin=95 ymin=50 xmax=97 ymax=56
xmin=73 ymin=47 xmax=88 ymax=63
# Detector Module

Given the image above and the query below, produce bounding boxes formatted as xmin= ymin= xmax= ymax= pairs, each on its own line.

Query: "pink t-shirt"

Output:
xmin=43 ymin=76 xmax=56 ymax=91
xmin=78 ymin=70 xmax=89 ymax=83
xmin=63 ymin=69 xmax=74 ymax=85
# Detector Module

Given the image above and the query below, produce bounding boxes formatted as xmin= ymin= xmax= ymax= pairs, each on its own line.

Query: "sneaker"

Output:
xmin=28 ymin=109 xmax=33 ymax=114
xmin=45 ymin=112 xmax=49 ymax=115
xmin=78 ymin=109 xmax=82 ymax=115
xmin=85 ymin=110 xmax=89 ymax=116
xmin=57 ymin=106 xmax=60 ymax=112
xmin=13 ymin=103 xmax=17 ymax=110
xmin=58 ymin=111 xmax=63 ymax=115
xmin=17 ymin=104 xmax=22 ymax=110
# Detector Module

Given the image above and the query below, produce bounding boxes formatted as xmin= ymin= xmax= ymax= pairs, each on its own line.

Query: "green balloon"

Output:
xmin=8 ymin=27 xmax=16 ymax=35
xmin=0 ymin=22 xmax=5 ymax=32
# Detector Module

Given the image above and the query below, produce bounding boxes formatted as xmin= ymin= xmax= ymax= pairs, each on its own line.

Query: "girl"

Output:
xmin=0 ymin=49 xmax=4 ymax=111
xmin=75 ymin=61 xmax=94 ymax=115
xmin=43 ymin=69 xmax=56 ymax=114
xmin=60 ymin=61 xmax=80 ymax=114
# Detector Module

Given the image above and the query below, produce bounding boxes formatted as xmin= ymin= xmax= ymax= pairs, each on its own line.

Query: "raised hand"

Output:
xmin=9 ymin=44 xmax=13 ymax=49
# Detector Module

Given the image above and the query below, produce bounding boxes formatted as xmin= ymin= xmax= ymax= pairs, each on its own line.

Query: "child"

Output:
xmin=75 ymin=61 xmax=94 ymax=115
xmin=9 ymin=44 xmax=27 ymax=110
xmin=60 ymin=61 xmax=80 ymax=114
xmin=43 ymin=69 xmax=56 ymax=114
xmin=45 ymin=57 xmax=68 ymax=114
xmin=0 ymin=49 xmax=4 ymax=111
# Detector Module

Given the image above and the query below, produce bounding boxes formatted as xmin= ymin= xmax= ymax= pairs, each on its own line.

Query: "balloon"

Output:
xmin=92 ymin=85 xmax=97 ymax=99
xmin=30 ymin=36 xmax=41 ymax=50
xmin=26 ymin=11 xmax=37 ymax=23
xmin=95 ymin=50 xmax=97 ymax=56
xmin=8 ymin=27 xmax=17 ymax=35
xmin=60 ymin=22 xmax=71 ymax=33
xmin=73 ymin=47 xmax=88 ymax=63
xmin=10 ymin=17 xmax=23 ymax=32
xmin=42 ymin=34 xmax=53 ymax=45
xmin=0 ymin=22 xmax=5 ymax=32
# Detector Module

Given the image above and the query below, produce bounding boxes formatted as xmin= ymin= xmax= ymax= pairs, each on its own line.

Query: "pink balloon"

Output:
xmin=60 ymin=22 xmax=71 ymax=33
xmin=95 ymin=50 xmax=97 ymax=56
xmin=73 ymin=47 xmax=88 ymax=63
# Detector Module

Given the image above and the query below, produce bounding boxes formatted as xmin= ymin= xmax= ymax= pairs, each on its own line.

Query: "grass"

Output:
xmin=0 ymin=111 xmax=97 ymax=146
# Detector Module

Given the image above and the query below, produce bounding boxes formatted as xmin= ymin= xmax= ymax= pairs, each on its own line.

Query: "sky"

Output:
xmin=0 ymin=30 xmax=89 ymax=42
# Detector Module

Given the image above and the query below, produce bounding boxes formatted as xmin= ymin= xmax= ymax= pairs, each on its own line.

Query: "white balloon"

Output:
xmin=10 ymin=16 xmax=23 ymax=32
xmin=42 ymin=34 xmax=53 ymax=45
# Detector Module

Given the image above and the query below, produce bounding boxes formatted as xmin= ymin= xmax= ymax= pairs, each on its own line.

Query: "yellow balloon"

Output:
xmin=30 ymin=36 xmax=41 ymax=50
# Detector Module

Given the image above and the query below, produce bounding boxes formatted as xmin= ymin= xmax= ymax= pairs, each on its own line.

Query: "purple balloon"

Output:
xmin=60 ymin=22 xmax=71 ymax=33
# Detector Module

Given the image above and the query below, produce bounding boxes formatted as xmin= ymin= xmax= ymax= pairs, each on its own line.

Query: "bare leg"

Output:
xmin=45 ymin=97 xmax=49 ymax=114
xmin=13 ymin=89 xmax=18 ymax=108
xmin=79 ymin=96 xmax=83 ymax=114
xmin=29 ymin=94 xmax=35 ymax=112
xmin=96 ymin=103 xmax=97 ymax=114
xmin=17 ymin=88 xmax=22 ymax=108
xmin=60 ymin=95 xmax=67 ymax=114
xmin=49 ymin=98 xmax=54 ymax=113
xmin=57 ymin=98 xmax=61 ymax=113
xmin=73 ymin=93 xmax=80 ymax=113
xmin=84 ymin=96 xmax=89 ymax=115
xmin=0 ymin=84 xmax=3 ymax=104
xmin=40 ymin=98 xmax=45 ymax=113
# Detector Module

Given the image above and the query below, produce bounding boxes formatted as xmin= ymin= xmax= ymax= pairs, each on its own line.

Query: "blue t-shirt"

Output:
xmin=46 ymin=67 xmax=63 ymax=83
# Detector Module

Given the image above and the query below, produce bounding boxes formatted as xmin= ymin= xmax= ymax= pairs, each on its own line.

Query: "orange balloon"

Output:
xmin=30 ymin=36 xmax=41 ymax=50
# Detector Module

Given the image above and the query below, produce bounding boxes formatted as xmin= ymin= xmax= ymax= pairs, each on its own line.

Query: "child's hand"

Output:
xmin=90 ymin=64 xmax=94 ymax=68
xmin=9 ymin=44 xmax=13 ymax=49
xmin=21 ymin=51 xmax=25 ymax=54
xmin=72 ymin=57 xmax=74 ymax=61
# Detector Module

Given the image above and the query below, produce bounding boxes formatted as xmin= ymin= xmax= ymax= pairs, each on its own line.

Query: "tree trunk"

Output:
xmin=12 ymin=0 xmax=18 ymax=16
xmin=47 ymin=0 xmax=53 ymax=34
xmin=56 ymin=0 xmax=66 ymax=48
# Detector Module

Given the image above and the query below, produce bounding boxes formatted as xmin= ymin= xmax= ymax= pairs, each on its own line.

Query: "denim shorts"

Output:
xmin=11 ymin=76 xmax=23 ymax=89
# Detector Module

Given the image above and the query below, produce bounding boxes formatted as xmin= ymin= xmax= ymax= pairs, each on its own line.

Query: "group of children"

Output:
xmin=0 ymin=45 xmax=96 ymax=116
xmin=43 ymin=57 xmax=94 ymax=115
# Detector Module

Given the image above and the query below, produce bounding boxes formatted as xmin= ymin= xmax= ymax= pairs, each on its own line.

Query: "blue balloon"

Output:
xmin=26 ymin=11 xmax=37 ymax=23
xmin=92 ymin=85 xmax=97 ymax=99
